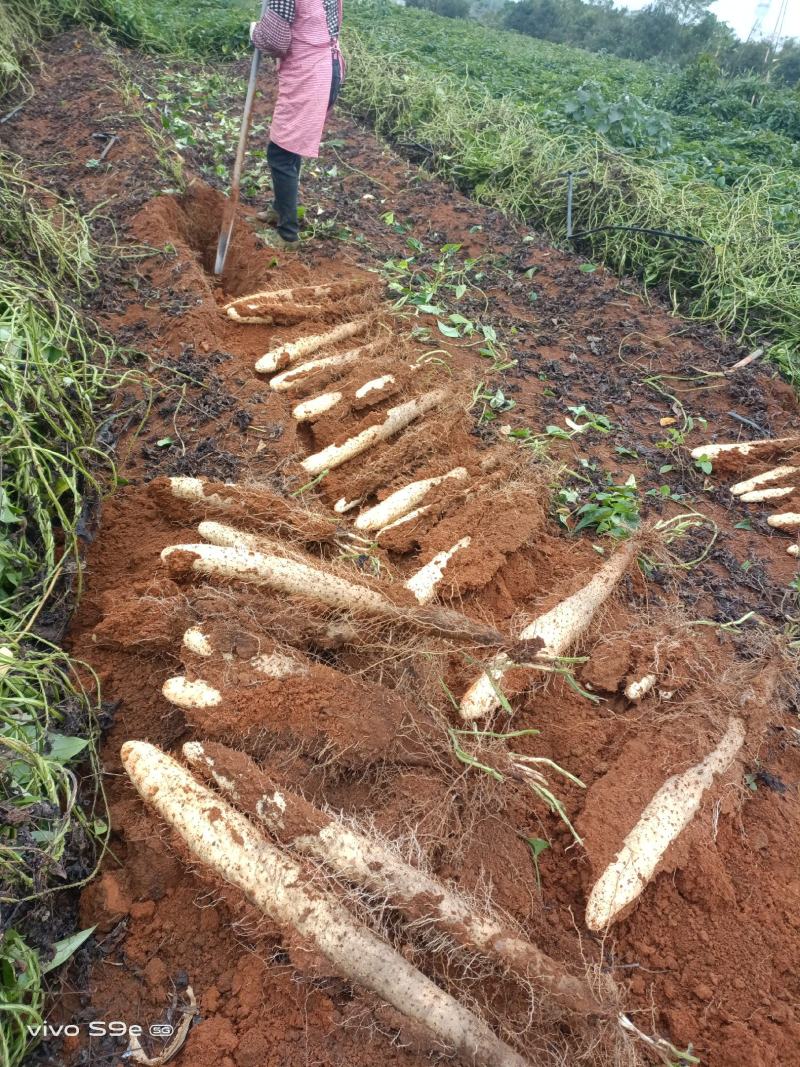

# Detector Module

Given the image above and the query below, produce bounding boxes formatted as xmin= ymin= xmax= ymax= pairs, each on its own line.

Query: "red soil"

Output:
xmin=4 ymin=31 xmax=800 ymax=1067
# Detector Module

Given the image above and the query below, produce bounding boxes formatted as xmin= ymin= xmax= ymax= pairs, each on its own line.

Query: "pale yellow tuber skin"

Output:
xmin=730 ymin=465 xmax=799 ymax=496
xmin=184 ymin=739 xmax=604 ymax=1018
xmin=405 ymin=537 xmax=472 ymax=605
xmin=292 ymin=392 xmax=343 ymax=422
xmin=624 ymin=674 xmax=657 ymax=702
xmin=269 ymin=347 xmax=369 ymax=391
xmin=255 ymin=318 xmax=372 ymax=374
xmin=739 ymin=486 xmax=793 ymax=503
xmin=584 ymin=717 xmax=745 ymax=931
xmin=354 ymin=467 xmax=468 ymax=533
xmin=354 ymin=374 xmax=395 ymax=399
xmin=161 ymin=542 xmax=392 ymax=615
xmin=768 ymin=512 xmax=800 ymax=530
xmin=162 ymin=676 xmax=222 ymax=709
xmin=121 ymin=742 xmax=529 ymax=1067
xmin=690 ymin=436 xmax=800 ymax=460
xmin=460 ymin=540 xmax=638 ymax=721
xmin=302 ymin=389 xmax=448 ymax=475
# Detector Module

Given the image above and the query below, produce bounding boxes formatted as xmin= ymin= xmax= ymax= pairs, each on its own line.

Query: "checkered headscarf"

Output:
xmin=268 ymin=0 xmax=340 ymax=38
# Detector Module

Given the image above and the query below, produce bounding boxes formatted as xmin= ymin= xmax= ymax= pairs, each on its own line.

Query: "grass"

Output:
xmin=342 ymin=12 xmax=800 ymax=380
xmin=0 ymin=137 xmax=117 ymax=1067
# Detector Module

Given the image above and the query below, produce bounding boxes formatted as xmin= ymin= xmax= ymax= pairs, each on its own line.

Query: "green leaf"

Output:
xmin=579 ymin=263 xmax=598 ymax=273
xmin=437 ymin=321 xmax=461 ymax=338
xmin=734 ymin=518 xmax=753 ymax=530
xmin=41 ymin=928 xmax=96 ymax=974
xmin=46 ymin=734 xmax=89 ymax=763
xmin=156 ymin=436 xmax=173 ymax=448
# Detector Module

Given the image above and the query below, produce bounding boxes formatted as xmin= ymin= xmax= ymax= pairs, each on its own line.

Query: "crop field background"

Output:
xmin=1 ymin=1 xmax=799 ymax=1065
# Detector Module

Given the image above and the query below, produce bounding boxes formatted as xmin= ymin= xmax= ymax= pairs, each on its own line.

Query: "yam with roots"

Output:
xmin=160 ymin=540 xmax=543 ymax=656
xmin=460 ymin=539 xmax=638 ymax=721
xmin=153 ymin=477 xmax=336 ymax=543
xmin=269 ymin=342 xmax=382 ymax=391
xmin=121 ymin=742 xmax=528 ymax=1067
xmin=585 ymin=717 xmax=746 ymax=931
xmin=730 ymin=465 xmax=799 ymax=496
xmin=225 ymin=280 xmax=369 ymax=324
xmin=354 ymin=467 xmax=469 ymax=533
xmin=184 ymin=740 xmax=606 ymax=1018
xmin=301 ymin=389 xmax=448 ymax=476
xmin=256 ymin=317 xmax=373 ymax=374
xmin=689 ymin=436 xmax=800 ymax=461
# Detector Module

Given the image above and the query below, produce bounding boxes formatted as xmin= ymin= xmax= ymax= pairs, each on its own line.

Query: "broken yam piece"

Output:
xmin=405 ymin=537 xmax=472 ymax=605
xmin=292 ymin=391 xmax=343 ymax=422
xmin=121 ymin=742 xmax=527 ymax=1067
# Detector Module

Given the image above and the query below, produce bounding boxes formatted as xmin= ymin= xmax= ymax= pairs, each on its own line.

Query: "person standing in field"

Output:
xmin=250 ymin=0 xmax=343 ymax=250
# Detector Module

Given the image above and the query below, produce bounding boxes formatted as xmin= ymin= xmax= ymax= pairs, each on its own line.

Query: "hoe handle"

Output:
xmin=214 ymin=0 xmax=270 ymax=276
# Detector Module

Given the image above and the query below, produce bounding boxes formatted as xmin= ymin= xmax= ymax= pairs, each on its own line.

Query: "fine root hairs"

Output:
xmin=121 ymin=742 xmax=529 ymax=1067
xmin=354 ymin=467 xmax=469 ymax=533
xmin=184 ymin=739 xmax=606 ymax=1019
xmin=160 ymin=539 xmax=536 ymax=652
xmin=269 ymin=343 xmax=379 ymax=391
xmin=460 ymin=539 xmax=639 ymax=722
xmin=584 ymin=717 xmax=745 ymax=931
xmin=301 ymin=389 xmax=448 ymax=476
xmin=256 ymin=317 xmax=372 ymax=374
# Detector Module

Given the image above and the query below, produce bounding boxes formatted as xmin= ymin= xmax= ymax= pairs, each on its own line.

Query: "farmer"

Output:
xmin=250 ymin=0 xmax=343 ymax=250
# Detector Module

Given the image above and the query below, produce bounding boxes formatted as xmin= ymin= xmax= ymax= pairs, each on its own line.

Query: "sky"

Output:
xmin=616 ymin=0 xmax=800 ymax=41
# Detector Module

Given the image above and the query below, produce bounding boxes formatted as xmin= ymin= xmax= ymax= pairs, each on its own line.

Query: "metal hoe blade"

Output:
xmin=214 ymin=2 xmax=269 ymax=276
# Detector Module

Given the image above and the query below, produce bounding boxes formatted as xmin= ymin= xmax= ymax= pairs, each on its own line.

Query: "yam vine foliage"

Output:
xmin=0 ymin=39 xmax=115 ymax=1064
xmin=343 ymin=1 xmax=800 ymax=379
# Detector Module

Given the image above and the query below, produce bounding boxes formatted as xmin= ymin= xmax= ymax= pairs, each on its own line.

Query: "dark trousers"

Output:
xmin=268 ymin=54 xmax=341 ymax=242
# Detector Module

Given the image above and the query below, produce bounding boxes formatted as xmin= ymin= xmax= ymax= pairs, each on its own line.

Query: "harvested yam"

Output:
xmin=162 ymin=676 xmax=221 ymax=709
xmin=460 ymin=540 xmax=638 ymax=721
xmin=405 ymin=537 xmax=472 ymax=605
xmin=161 ymin=541 xmax=541 ymax=654
xmin=689 ymin=436 xmax=800 ymax=461
xmin=256 ymin=317 xmax=372 ymax=374
xmin=739 ymin=486 xmax=793 ymax=503
xmin=270 ymin=343 xmax=380 ymax=391
xmin=225 ymin=279 xmax=368 ymax=324
xmin=768 ymin=512 xmax=800 ymax=530
xmin=292 ymin=391 xmax=343 ymax=422
xmin=354 ymin=467 xmax=468 ymax=533
xmin=585 ymin=717 xmax=745 ymax=931
xmin=184 ymin=740 xmax=605 ymax=1018
xmin=302 ymin=389 xmax=448 ymax=475
xmin=122 ymin=742 xmax=528 ymax=1067
xmin=355 ymin=374 xmax=395 ymax=399
xmin=152 ymin=476 xmax=336 ymax=544
xmin=731 ymin=464 xmax=799 ymax=496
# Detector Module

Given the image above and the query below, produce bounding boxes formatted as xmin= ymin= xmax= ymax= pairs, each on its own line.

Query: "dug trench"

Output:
xmin=5 ymin=31 xmax=800 ymax=1067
